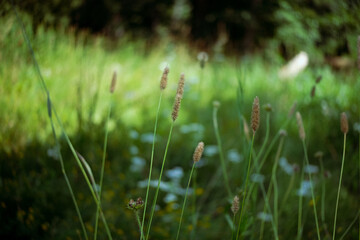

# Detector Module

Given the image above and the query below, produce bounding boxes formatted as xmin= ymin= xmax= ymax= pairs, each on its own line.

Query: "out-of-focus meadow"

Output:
xmin=0 ymin=1 xmax=359 ymax=239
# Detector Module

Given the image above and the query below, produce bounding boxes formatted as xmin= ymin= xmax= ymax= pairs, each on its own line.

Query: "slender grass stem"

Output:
xmin=297 ymin=164 xmax=305 ymax=240
xmin=332 ymin=133 xmax=347 ymax=240
xmin=280 ymin=173 xmax=295 ymax=210
xmin=141 ymin=92 xmax=163 ymax=240
xmin=146 ymin=123 xmax=174 ymax=240
xmin=53 ymin=107 xmax=113 ymax=239
xmin=235 ymin=134 xmax=255 ymax=240
xmin=134 ymin=210 xmax=145 ymax=239
xmin=213 ymin=105 xmax=232 ymax=198
xmin=339 ymin=210 xmax=360 ymax=240
xmin=302 ymin=140 xmax=321 ymax=240
xmin=259 ymin=135 xmax=284 ymax=239
xmin=176 ymin=162 xmax=196 ymax=240
xmin=94 ymin=98 xmax=113 ymax=240
xmin=12 ymin=5 xmax=92 ymax=239
xmin=49 ymin=105 xmax=88 ymax=240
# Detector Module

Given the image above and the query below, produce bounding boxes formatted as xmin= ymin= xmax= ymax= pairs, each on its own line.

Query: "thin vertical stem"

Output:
xmin=49 ymin=112 xmax=88 ymax=240
xmin=146 ymin=123 xmax=174 ymax=240
xmin=235 ymin=134 xmax=255 ymax=240
xmin=302 ymin=140 xmax=321 ymax=240
xmin=332 ymin=133 xmax=347 ymax=240
xmin=213 ymin=106 xmax=232 ymax=198
xmin=176 ymin=162 xmax=196 ymax=240
xmin=94 ymin=99 xmax=113 ymax=240
xmin=141 ymin=92 xmax=163 ymax=240
xmin=297 ymin=164 xmax=305 ymax=240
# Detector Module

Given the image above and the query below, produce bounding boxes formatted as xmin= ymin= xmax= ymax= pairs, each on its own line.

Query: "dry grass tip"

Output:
xmin=110 ymin=71 xmax=117 ymax=93
xmin=193 ymin=141 xmax=205 ymax=163
xmin=340 ymin=112 xmax=348 ymax=134
xmin=231 ymin=195 xmax=239 ymax=215
xmin=176 ymin=73 xmax=185 ymax=97
xmin=160 ymin=66 xmax=169 ymax=90
xmin=171 ymin=94 xmax=182 ymax=122
xmin=296 ymin=112 xmax=306 ymax=141
xmin=251 ymin=96 xmax=260 ymax=133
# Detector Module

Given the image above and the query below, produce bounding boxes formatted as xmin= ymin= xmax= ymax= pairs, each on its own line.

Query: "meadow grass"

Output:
xmin=1 ymin=8 xmax=359 ymax=240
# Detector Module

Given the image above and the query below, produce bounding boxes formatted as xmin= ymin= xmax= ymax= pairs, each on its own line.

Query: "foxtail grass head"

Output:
xmin=110 ymin=71 xmax=117 ymax=93
xmin=176 ymin=73 xmax=185 ymax=97
xmin=193 ymin=142 xmax=205 ymax=163
xmin=296 ymin=112 xmax=306 ymax=141
xmin=231 ymin=195 xmax=239 ymax=215
xmin=251 ymin=96 xmax=260 ymax=133
xmin=171 ymin=74 xmax=185 ymax=122
xmin=340 ymin=112 xmax=348 ymax=134
xmin=160 ymin=66 xmax=169 ymax=90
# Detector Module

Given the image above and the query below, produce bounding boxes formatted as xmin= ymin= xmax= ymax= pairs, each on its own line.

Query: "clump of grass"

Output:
xmin=236 ymin=96 xmax=259 ymax=240
xmin=175 ymin=141 xmax=204 ymax=240
xmin=332 ymin=112 xmax=348 ymax=240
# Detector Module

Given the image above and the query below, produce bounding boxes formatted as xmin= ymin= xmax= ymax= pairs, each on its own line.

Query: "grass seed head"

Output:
xmin=231 ymin=195 xmax=239 ymax=215
xmin=296 ymin=112 xmax=306 ymax=141
xmin=340 ymin=112 xmax=348 ymax=134
xmin=110 ymin=71 xmax=117 ymax=93
xmin=171 ymin=94 xmax=182 ymax=122
xmin=251 ymin=96 xmax=260 ymax=133
xmin=160 ymin=66 xmax=169 ymax=90
xmin=176 ymin=73 xmax=185 ymax=97
xmin=193 ymin=142 xmax=205 ymax=163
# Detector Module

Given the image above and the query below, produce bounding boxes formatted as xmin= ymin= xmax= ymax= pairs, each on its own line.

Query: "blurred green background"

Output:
xmin=0 ymin=0 xmax=359 ymax=239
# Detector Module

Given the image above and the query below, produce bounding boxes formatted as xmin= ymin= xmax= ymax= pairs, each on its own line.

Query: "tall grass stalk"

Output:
xmin=302 ymin=135 xmax=321 ymax=240
xmin=332 ymin=112 xmax=348 ymax=240
xmin=141 ymin=66 xmax=169 ymax=240
xmin=146 ymin=72 xmax=183 ymax=240
xmin=140 ymin=92 xmax=163 ymax=240
xmin=296 ymin=112 xmax=321 ymax=240
xmin=48 ymin=98 xmax=88 ymax=240
xmin=259 ymin=133 xmax=285 ymax=239
xmin=12 ymin=4 xmax=100 ymax=239
xmin=176 ymin=142 xmax=204 ymax=240
xmin=94 ymin=73 xmax=116 ymax=240
xmin=52 ymin=107 xmax=113 ymax=239
xmin=297 ymin=165 xmax=305 ymax=240
xmin=145 ymin=123 xmax=174 ymax=240
xmin=213 ymin=101 xmax=232 ymax=198
xmin=236 ymin=96 xmax=259 ymax=240
xmin=235 ymin=134 xmax=255 ymax=240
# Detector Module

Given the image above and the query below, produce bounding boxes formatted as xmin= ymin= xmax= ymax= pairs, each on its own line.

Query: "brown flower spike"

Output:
xmin=251 ymin=96 xmax=260 ymax=133
xmin=340 ymin=112 xmax=348 ymax=134
xmin=160 ymin=66 xmax=169 ymax=90
xmin=110 ymin=71 xmax=117 ymax=93
xmin=171 ymin=74 xmax=185 ymax=122
xmin=231 ymin=195 xmax=239 ymax=215
xmin=176 ymin=73 xmax=185 ymax=97
xmin=193 ymin=142 xmax=205 ymax=163
xmin=296 ymin=112 xmax=306 ymax=141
